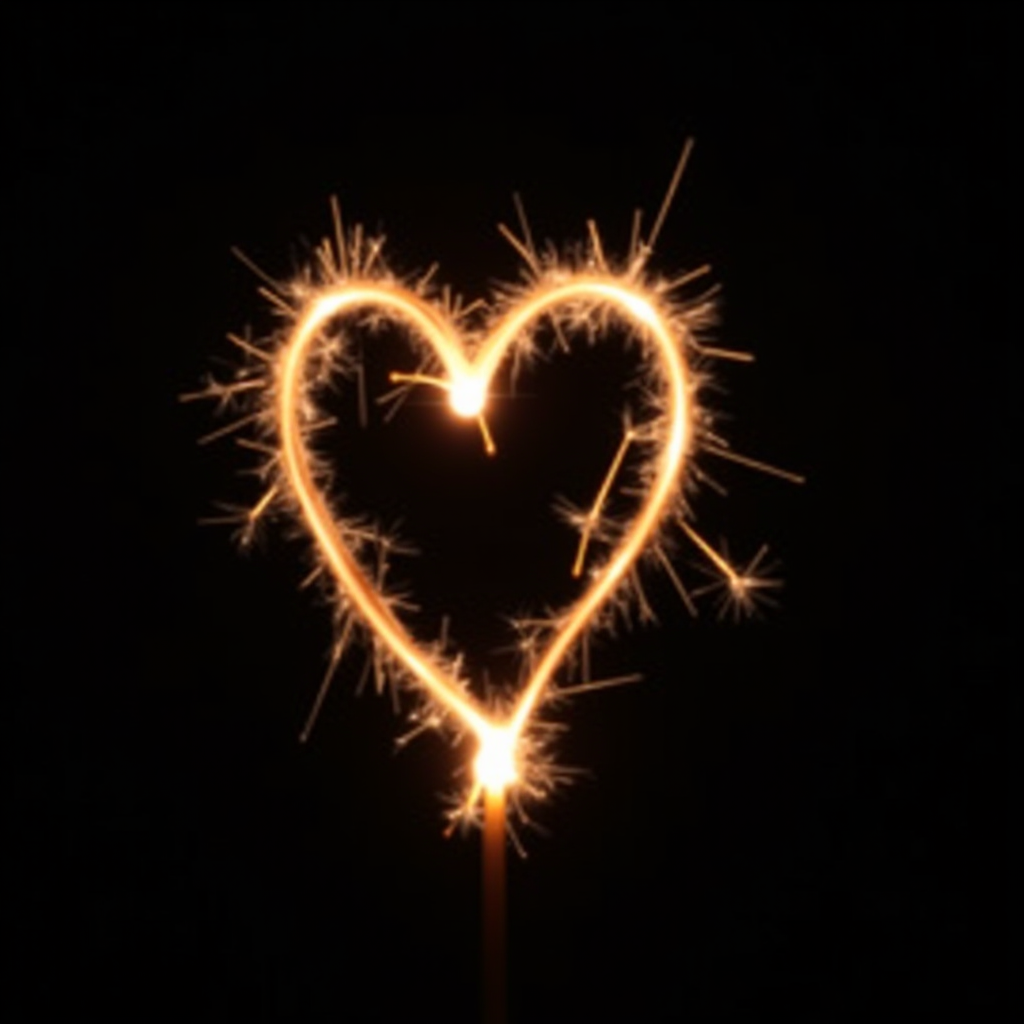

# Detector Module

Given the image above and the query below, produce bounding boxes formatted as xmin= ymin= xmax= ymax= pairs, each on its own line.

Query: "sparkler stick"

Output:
xmin=188 ymin=143 xmax=800 ymax=1022
xmin=482 ymin=788 xmax=507 ymax=1024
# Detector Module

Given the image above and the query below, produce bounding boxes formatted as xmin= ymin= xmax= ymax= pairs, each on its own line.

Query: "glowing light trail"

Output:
xmin=187 ymin=147 xmax=800 ymax=829
xmin=272 ymin=273 xmax=693 ymax=795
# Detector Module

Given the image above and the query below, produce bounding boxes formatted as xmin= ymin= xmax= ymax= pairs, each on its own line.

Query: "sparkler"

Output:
xmin=186 ymin=143 xmax=800 ymax=1022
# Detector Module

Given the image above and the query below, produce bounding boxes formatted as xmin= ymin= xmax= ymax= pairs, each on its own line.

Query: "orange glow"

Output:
xmin=187 ymin=148 xmax=799 ymax=827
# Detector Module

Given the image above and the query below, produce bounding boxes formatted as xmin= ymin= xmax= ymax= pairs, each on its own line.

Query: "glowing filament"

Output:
xmin=188 ymin=164 xmax=800 ymax=823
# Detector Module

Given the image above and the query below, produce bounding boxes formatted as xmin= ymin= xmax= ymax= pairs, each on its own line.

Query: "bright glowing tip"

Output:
xmin=474 ymin=726 xmax=519 ymax=794
xmin=449 ymin=375 xmax=487 ymax=418
xmin=620 ymin=292 xmax=658 ymax=328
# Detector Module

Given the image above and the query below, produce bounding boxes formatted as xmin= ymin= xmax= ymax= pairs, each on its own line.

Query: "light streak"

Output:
xmin=187 ymin=148 xmax=798 ymax=830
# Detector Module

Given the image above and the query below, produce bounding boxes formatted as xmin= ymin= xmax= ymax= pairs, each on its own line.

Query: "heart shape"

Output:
xmin=270 ymin=263 xmax=694 ymax=807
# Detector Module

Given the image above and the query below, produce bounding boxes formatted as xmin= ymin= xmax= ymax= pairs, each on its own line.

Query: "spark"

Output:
xmin=298 ymin=616 xmax=355 ymax=744
xmin=196 ymin=410 xmax=264 ymax=446
xmin=646 ymin=137 xmax=695 ymax=256
xmin=679 ymin=520 xmax=782 ymax=620
xmin=694 ymin=343 xmax=754 ymax=363
xmin=571 ymin=426 xmax=636 ymax=578
xmin=555 ymin=673 xmax=643 ymax=698
xmin=387 ymin=371 xmax=496 ymax=452
xmin=702 ymin=442 xmax=807 ymax=484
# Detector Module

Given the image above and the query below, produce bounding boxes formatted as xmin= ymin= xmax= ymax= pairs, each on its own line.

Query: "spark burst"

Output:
xmin=184 ymin=145 xmax=801 ymax=837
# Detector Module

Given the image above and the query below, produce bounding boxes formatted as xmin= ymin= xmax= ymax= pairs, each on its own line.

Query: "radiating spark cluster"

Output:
xmin=185 ymin=147 xmax=801 ymax=836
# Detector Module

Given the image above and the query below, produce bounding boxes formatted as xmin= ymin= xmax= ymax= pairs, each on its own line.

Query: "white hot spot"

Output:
xmin=449 ymin=375 xmax=487 ymax=418
xmin=620 ymin=292 xmax=658 ymax=328
xmin=474 ymin=726 xmax=519 ymax=793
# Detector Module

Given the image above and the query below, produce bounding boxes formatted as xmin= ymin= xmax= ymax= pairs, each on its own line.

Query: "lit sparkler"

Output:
xmin=186 ymin=144 xmax=802 ymax=1023
xmin=185 ymin=145 xmax=801 ymax=832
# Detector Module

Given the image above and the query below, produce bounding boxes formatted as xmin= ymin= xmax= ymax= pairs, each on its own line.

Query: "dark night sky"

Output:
xmin=13 ymin=6 xmax=1020 ymax=1023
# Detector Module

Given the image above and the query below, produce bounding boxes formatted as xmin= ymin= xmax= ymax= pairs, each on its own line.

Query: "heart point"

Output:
xmin=475 ymin=725 xmax=519 ymax=795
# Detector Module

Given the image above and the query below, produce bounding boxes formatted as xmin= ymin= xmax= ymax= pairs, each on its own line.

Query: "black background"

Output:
xmin=13 ymin=5 xmax=1020 ymax=1022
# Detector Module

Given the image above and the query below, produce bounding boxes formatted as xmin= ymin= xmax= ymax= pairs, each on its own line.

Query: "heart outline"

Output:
xmin=272 ymin=270 xmax=695 ymax=798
